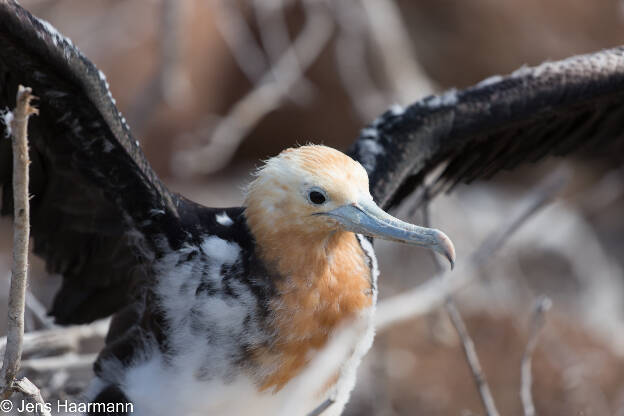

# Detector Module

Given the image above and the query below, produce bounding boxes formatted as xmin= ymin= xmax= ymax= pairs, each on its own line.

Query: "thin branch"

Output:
xmin=14 ymin=377 xmax=51 ymax=416
xmin=360 ymin=0 xmax=435 ymax=103
xmin=422 ymin=196 xmax=500 ymax=416
xmin=253 ymin=0 xmax=315 ymax=104
xmin=25 ymin=290 xmax=55 ymax=330
xmin=0 ymin=319 xmax=110 ymax=359
xmin=446 ymin=299 xmax=500 ymax=416
xmin=21 ymin=352 xmax=98 ymax=373
xmin=331 ymin=0 xmax=391 ymax=121
xmin=158 ymin=0 xmax=188 ymax=108
xmin=174 ymin=0 xmax=334 ymax=176
xmin=1 ymin=86 xmax=38 ymax=392
xmin=375 ymin=168 xmax=568 ymax=330
xmin=521 ymin=295 xmax=552 ymax=416
xmin=472 ymin=168 xmax=570 ymax=267
xmin=0 ymin=86 xmax=49 ymax=416
xmin=213 ymin=0 xmax=269 ymax=83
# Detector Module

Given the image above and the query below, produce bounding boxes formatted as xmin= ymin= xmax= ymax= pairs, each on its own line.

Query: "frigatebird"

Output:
xmin=1 ymin=1 xmax=624 ymax=415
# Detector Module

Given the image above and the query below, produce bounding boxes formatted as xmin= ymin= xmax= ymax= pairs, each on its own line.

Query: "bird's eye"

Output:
xmin=308 ymin=190 xmax=327 ymax=205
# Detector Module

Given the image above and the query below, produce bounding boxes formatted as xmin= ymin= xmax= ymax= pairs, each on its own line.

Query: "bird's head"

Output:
xmin=244 ymin=145 xmax=455 ymax=268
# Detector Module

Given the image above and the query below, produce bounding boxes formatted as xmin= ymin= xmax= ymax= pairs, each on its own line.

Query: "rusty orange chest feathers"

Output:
xmin=243 ymin=145 xmax=454 ymax=392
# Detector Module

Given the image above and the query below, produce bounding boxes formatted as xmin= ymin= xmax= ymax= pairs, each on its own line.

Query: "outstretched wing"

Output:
xmin=0 ymin=0 xmax=184 ymax=324
xmin=349 ymin=46 xmax=624 ymax=210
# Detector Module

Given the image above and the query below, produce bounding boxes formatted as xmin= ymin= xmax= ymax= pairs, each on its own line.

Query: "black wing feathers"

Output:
xmin=3 ymin=0 xmax=624 ymax=326
xmin=350 ymin=47 xmax=624 ymax=210
xmin=0 ymin=0 xmax=182 ymax=324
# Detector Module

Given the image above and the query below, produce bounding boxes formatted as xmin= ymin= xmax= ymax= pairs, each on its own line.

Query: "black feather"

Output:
xmin=0 ymin=0 xmax=182 ymax=324
xmin=349 ymin=47 xmax=624 ymax=210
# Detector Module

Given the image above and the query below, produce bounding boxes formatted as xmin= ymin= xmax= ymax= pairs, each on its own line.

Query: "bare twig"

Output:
xmin=1 ymin=86 xmax=38 ymax=392
xmin=0 ymin=319 xmax=110 ymax=359
xmin=360 ymin=0 xmax=435 ymax=103
xmin=0 ymin=86 xmax=50 ymax=416
xmin=21 ymin=352 xmax=98 ymax=373
xmin=472 ymin=168 xmax=570 ymax=267
xmin=332 ymin=0 xmax=391 ymax=121
xmin=158 ymin=0 xmax=188 ymax=108
xmin=14 ymin=377 xmax=51 ymax=416
xmin=422 ymin=197 xmax=500 ymax=416
xmin=174 ymin=0 xmax=334 ymax=176
xmin=213 ymin=0 xmax=269 ymax=83
xmin=25 ymin=290 xmax=55 ymax=330
xmin=253 ymin=0 xmax=315 ymax=104
xmin=446 ymin=299 xmax=500 ymax=416
xmin=375 ymin=168 xmax=568 ymax=330
xmin=521 ymin=295 xmax=552 ymax=416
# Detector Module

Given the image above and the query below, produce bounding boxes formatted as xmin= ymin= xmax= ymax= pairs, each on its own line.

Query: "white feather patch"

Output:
xmin=216 ymin=212 xmax=234 ymax=226
xmin=1 ymin=109 xmax=13 ymax=138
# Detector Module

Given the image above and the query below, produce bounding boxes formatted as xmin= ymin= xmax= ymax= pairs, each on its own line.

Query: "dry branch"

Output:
xmin=445 ymin=299 xmax=500 ymax=416
xmin=213 ymin=0 xmax=269 ymax=83
xmin=0 ymin=86 xmax=50 ymax=416
xmin=21 ymin=353 xmax=98 ymax=373
xmin=14 ymin=378 xmax=50 ymax=416
xmin=1 ymin=86 xmax=38 ymax=390
xmin=332 ymin=0 xmax=391 ymax=121
xmin=253 ymin=0 xmax=315 ymax=105
xmin=422 ymin=197 xmax=500 ymax=416
xmin=25 ymin=290 xmax=55 ymax=330
xmin=175 ymin=0 xmax=334 ymax=176
xmin=0 ymin=319 xmax=109 ymax=359
xmin=521 ymin=295 xmax=552 ymax=416
xmin=360 ymin=0 xmax=435 ymax=103
xmin=375 ymin=168 xmax=568 ymax=330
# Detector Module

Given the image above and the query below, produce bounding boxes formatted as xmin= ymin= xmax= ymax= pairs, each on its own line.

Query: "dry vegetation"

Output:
xmin=1 ymin=0 xmax=624 ymax=414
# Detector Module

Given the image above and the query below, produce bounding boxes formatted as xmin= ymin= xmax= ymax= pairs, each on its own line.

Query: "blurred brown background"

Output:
xmin=2 ymin=0 xmax=624 ymax=414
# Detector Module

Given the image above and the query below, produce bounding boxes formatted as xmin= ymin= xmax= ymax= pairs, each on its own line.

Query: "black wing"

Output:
xmin=0 ymin=0 xmax=185 ymax=324
xmin=349 ymin=46 xmax=624 ymax=210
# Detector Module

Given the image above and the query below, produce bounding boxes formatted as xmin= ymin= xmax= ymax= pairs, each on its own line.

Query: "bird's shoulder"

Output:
xmin=173 ymin=202 xmax=254 ymax=251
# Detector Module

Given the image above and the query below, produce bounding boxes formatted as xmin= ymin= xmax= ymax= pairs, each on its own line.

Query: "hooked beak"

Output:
xmin=318 ymin=199 xmax=456 ymax=269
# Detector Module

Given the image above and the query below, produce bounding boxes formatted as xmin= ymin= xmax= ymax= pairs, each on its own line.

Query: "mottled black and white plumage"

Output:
xmin=1 ymin=1 xmax=624 ymax=415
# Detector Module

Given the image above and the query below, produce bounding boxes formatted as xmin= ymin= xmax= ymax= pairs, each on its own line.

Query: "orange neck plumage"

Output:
xmin=245 ymin=209 xmax=374 ymax=392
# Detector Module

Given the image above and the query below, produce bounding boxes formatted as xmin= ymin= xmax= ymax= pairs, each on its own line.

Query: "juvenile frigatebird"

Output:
xmin=1 ymin=1 xmax=624 ymax=415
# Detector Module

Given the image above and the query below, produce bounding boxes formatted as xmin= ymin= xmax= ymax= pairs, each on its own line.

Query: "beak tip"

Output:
xmin=436 ymin=231 xmax=456 ymax=271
